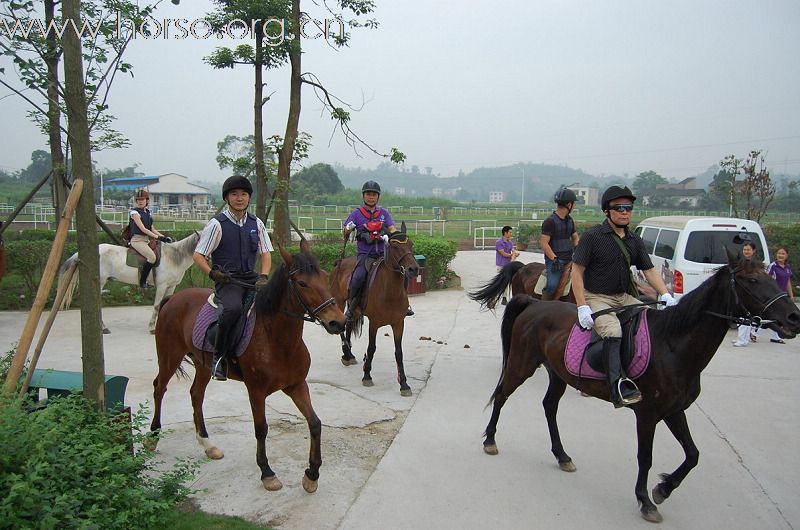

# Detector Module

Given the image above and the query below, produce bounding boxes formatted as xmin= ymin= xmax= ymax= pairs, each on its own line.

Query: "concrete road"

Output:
xmin=1 ymin=250 xmax=797 ymax=529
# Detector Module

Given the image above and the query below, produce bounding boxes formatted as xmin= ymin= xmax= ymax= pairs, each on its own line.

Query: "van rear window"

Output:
xmin=683 ymin=231 xmax=763 ymax=263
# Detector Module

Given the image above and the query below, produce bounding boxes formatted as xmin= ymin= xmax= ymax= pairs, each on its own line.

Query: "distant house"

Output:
xmin=641 ymin=177 xmax=705 ymax=207
xmin=105 ymin=173 xmax=211 ymax=209
xmin=566 ymin=184 xmax=598 ymax=207
xmin=394 ymin=186 xmax=406 ymax=195
xmin=489 ymin=191 xmax=505 ymax=203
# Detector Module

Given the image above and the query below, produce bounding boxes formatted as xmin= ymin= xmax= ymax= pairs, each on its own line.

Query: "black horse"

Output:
xmin=470 ymin=248 xmax=800 ymax=523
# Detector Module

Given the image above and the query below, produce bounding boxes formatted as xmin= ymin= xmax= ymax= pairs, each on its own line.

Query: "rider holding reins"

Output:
xmin=570 ymin=185 xmax=676 ymax=408
xmin=128 ymin=189 xmax=173 ymax=288
xmin=540 ymin=187 xmax=580 ymax=301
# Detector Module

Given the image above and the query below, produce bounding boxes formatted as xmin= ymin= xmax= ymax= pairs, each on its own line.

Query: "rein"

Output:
xmin=704 ymin=265 xmax=784 ymax=327
xmin=282 ymin=267 xmax=336 ymax=324
xmin=590 ymin=300 xmax=662 ymax=319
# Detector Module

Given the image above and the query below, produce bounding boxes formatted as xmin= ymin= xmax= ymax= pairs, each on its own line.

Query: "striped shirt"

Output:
xmin=195 ymin=209 xmax=273 ymax=257
xmin=572 ymin=220 xmax=653 ymax=295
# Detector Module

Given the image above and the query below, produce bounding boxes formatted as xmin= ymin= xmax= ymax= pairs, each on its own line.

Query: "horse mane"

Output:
xmin=254 ymin=251 xmax=321 ymax=315
xmin=646 ymin=259 xmax=758 ymax=336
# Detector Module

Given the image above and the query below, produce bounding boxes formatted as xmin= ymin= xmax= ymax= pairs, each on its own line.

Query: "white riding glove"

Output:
xmin=345 ymin=221 xmax=356 ymax=231
xmin=659 ymin=293 xmax=678 ymax=307
xmin=577 ymin=305 xmax=594 ymax=330
xmin=381 ymin=234 xmax=389 ymax=243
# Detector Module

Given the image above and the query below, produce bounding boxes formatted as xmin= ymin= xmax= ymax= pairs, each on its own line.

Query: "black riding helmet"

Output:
xmin=222 ymin=175 xmax=253 ymax=200
xmin=361 ymin=180 xmax=381 ymax=194
xmin=601 ymin=185 xmax=636 ymax=212
xmin=554 ymin=187 xmax=577 ymax=206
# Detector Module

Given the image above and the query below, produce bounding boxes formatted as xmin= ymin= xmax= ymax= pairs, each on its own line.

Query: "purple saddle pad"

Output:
xmin=191 ymin=302 xmax=256 ymax=358
xmin=564 ymin=310 xmax=651 ymax=380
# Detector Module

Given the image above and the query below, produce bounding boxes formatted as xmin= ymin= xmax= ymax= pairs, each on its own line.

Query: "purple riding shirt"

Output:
xmin=767 ymin=261 xmax=793 ymax=293
xmin=344 ymin=206 xmax=395 ymax=255
xmin=496 ymin=237 xmax=514 ymax=267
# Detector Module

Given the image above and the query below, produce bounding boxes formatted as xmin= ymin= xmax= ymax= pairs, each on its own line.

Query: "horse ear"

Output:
xmin=299 ymin=237 xmax=310 ymax=254
xmin=400 ymin=221 xmax=406 ymax=233
xmin=278 ymin=243 xmax=293 ymax=267
xmin=725 ymin=245 xmax=738 ymax=265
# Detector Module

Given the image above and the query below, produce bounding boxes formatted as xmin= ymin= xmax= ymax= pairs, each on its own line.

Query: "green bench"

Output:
xmin=28 ymin=369 xmax=129 ymax=413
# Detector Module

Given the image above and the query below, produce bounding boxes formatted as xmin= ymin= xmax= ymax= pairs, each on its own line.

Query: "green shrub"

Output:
xmin=0 ymin=394 xmax=198 ymax=530
xmin=411 ymin=235 xmax=458 ymax=289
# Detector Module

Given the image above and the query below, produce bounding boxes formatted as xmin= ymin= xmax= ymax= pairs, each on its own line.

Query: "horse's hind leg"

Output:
xmin=651 ymin=410 xmax=699 ymax=506
xmin=190 ymin=359 xmax=223 ymax=459
xmin=246 ymin=386 xmax=282 ymax=491
xmin=284 ymin=381 xmax=322 ymax=493
xmin=391 ymin=320 xmax=411 ymax=397
xmin=543 ymin=369 xmax=575 ymax=471
xmin=483 ymin=355 xmax=537 ymax=455
xmin=147 ymin=348 xmax=185 ymax=451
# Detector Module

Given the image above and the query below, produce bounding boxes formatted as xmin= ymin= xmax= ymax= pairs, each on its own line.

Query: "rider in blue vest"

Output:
xmin=342 ymin=181 xmax=407 ymax=321
xmin=128 ymin=189 xmax=173 ymax=288
xmin=540 ymin=187 xmax=580 ymax=300
xmin=193 ymin=176 xmax=273 ymax=381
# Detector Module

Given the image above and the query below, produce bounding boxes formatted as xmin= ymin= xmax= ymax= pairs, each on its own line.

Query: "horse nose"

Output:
xmin=327 ymin=318 xmax=346 ymax=334
xmin=408 ymin=266 xmax=419 ymax=277
xmin=787 ymin=308 xmax=800 ymax=329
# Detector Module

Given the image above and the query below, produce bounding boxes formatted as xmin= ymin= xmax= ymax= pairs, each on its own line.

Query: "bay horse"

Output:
xmin=57 ymin=232 xmax=198 ymax=333
xmin=329 ymin=224 xmax=419 ymax=396
xmin=147 ymin=240 xmax=346 ymax=493
xmin=471 ymin=260 xmax=658 ymax=307
xmin=470 ymin=248 xmax=800 ymax=523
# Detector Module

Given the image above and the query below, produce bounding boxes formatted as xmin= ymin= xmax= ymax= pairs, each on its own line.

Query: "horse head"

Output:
xmin=726 ymin=246 xmax=800 ymax=339
xmin=387 ymin=223 xmax=419 ymax=280
xmin=275 ymin=238 xmax=346 ymax=334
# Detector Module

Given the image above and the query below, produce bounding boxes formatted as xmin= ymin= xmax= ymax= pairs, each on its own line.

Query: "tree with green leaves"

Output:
xmin=205 ymin=0 xmax=292 ymax=221
xmin=0 ymin=0 xmax=155 ymax=213
xmin=632 ymin=170 xmax=667 ymax=195
xmin=291 ymin=162 xmax=343 ymax=201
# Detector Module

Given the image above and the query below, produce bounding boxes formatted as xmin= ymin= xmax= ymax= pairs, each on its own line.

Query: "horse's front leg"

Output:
xmin=247 ymin=386 xmax=282 ymax=491
xmin=652 ymin=410 xmax=699 ymax=506
xmin=284 ymin=381 xmax=322 ymax=493
xmin=635 ymin=412 xmax=662 ymax=523
xmin=149 ymin=281 xmax=169 ymax=334
xmin=98 ymin=279 xmax=110 ymax=334
xmin=391 ymin=320 xmax=411 ymax=397
xmin=543 ymin=369 xmax=575 ymax=471
xmin=340 ymin=322 xmax=357 ymax=365
xmin=362 ymin=322 xmax=378 ymax=387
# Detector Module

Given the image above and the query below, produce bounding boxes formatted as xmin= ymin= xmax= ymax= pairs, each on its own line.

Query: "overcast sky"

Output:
xmin=1 ymin=0 xmax=799 ymax=183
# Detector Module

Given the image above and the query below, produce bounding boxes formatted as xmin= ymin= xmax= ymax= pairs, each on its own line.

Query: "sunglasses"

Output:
xmin=608 ymin=204 xmax=634 ymax=212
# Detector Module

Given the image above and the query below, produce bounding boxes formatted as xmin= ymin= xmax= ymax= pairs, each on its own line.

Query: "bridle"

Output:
xmin=705 ymin=264 xmax=787 ymax=327
xmin=283 ymin=266 xmax=336 ymax=323
xmin=384 ymin=235 xmax=415 ymax=277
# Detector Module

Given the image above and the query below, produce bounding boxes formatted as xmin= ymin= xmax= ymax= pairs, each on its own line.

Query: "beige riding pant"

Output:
xmin=585 ymin=291 xmax=642 ymax=338
xmin=129 ymin=234 xmax=156 ymax=264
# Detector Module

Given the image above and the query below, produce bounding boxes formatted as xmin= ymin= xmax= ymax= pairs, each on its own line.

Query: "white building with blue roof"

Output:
xmin=105 ymin=173 xmax=211 ymax=209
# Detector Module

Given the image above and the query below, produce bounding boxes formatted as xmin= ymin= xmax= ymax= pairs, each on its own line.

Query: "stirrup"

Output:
xmin=212 ymin=354 xmax=228 ymax=381
xmin=617 ymin=378 xmax=642 ymax=405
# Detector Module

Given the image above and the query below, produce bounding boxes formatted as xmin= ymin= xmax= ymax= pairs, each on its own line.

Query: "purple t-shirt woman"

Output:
xmin=767 ymin=261 xmax=792 ymax=293
xmin=344 ymin=206 xmax=395 ymax=255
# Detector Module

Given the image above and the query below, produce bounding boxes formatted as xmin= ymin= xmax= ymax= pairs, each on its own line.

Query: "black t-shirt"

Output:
xmin=572 ymin=220 xmax=653 ymax=295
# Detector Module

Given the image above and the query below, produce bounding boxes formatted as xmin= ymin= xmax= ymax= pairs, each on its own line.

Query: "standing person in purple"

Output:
xmin=342 ymin=181 xmax=399 ymax=321
xmin=495 ymin=225 xmax=519 ymax=305
xmin=193 ymin=175 xmax=273 ymax=381
xmin=766 ymin=246 xmax=795 ymax=344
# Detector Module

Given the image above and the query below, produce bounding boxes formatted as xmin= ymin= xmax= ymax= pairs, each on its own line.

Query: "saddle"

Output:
xmin=350 ymin=255 xmax=382 ymax=314
xmin=191 ymin=291 xmax=257 ymax=359
xmin=534 ymin=264 xmax=572 ymax=298
xmin=125 ymin=239 xmax=161 ymax=268
xmin=564 ymin=306 xmax=652 ymax=380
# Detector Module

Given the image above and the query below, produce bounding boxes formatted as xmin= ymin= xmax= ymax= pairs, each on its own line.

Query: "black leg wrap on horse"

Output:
xmin=602 ymin=337 xmax=641 ymax=408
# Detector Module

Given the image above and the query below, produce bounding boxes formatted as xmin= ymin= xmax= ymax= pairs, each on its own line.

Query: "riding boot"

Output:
xmin=212 ymin=320 xmax=231 ymax=381
xmin=139 ymin=261 xmax=153 ymax=289
xmin=406 ymin=305 xmax=414 ymax=316
xmin=345 ymin=286 xmax=362 ymax=321
xmin=602 ymin=337 xmax=641 ymax=408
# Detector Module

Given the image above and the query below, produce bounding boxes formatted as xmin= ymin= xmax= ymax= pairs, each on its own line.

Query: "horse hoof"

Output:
xmin=302 ymin=475 xmax=318 ymax=493
xmin=483 ymin=443 xmax=498 ymax=455
xmin=652 ymin=485 xmax=666 ymax=505
xmin=362 ymin=379 xmax=374 ymax=387
xmin=400 ymin=388 xmax=412 ymax=397
xmin=149 ymin=329 xmax=155 ymax=335
xmin=558 ymin=460 xmax=577 ymax=472
xmin=341 ymin=357 xmax=358 ymax=366
xmin=641 ymin=506 xmax=663 ymax=523
xmin=102 ymin=328 xmax=111 ymax=335
xmin=204 ymin=447 xmax=224 ymax=460
xmin=262 ymin=475 xmax=283 ymax=491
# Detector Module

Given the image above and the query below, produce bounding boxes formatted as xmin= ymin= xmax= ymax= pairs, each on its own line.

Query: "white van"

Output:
xmin=632 ymin=216 xmax=770 ymax=299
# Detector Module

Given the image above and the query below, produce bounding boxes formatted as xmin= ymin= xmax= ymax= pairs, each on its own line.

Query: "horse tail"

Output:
xmin=485 ymin=294 xmax=537 ymax=409
xmin=57 ymin=253 xmax=80 ymax=309
xmin=468 ymin=261 xmax=524 ymax=309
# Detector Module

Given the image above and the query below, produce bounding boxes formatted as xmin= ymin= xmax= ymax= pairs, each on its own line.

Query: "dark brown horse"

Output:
xmin=470 ymin=248 xmax=800 ymax=523
xmin=472 ymin=260 xmax=658 ymax=307
xmin=146 ymin=240 xmax=346 ymax=493
xmin=329 ymin=225 xmax=419 ymax=396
